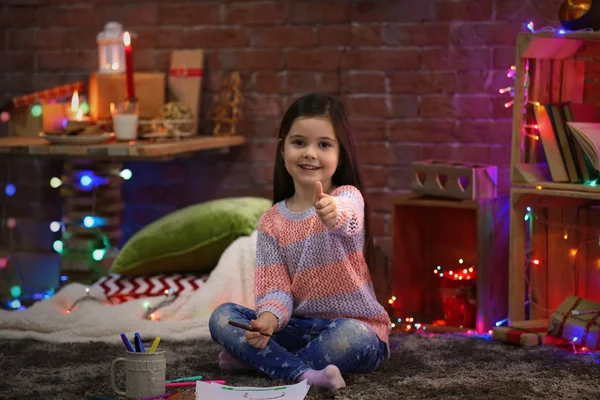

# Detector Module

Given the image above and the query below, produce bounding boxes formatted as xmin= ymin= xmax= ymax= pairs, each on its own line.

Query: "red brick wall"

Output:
xmin=0 ymin=0 xmax=565 ymax=253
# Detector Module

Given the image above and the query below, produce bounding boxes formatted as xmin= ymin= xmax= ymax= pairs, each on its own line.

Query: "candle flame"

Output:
xmin=123 ymin=31 xmax=131 ymax=46
xmin=71 ymin=90 xmax=79 ymax=111
xmin=76 ymin=107 xmax=83 ymax=121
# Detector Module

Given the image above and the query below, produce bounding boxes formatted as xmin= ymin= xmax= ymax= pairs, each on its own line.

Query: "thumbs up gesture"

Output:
xmin=313 ymin=181 xmax=337 ymax=228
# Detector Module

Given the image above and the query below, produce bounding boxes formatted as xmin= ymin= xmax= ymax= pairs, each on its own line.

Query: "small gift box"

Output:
xmin=167 ymin=49 xmax=204 ymax=135
xmin=88 ymin=72 xmax=165 ymax=121
xmin=548 ymin=296 xmax=600 ymax=350
xmin=492 ymin=320 xmax=550 ymax=347
xmin=439 ymin=278 xmax=476 ymax=327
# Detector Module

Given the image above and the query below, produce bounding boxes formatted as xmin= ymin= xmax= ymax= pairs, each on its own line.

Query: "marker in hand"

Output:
xmin=313 ymin=181 xmax=337 ymax=228
xmin=228 ymin=320 xmax=272 ymax=337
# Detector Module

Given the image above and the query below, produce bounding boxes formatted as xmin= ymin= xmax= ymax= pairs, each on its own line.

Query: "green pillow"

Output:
xmin=110 ymin=197 xmax=272 ymax=276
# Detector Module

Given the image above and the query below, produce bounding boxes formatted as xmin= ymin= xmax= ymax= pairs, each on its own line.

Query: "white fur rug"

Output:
xmin=0 ymin=232 xmax=257 ymax=343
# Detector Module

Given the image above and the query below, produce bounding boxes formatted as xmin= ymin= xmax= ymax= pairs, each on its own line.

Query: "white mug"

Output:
xmin=110 ymin=348 xmax=166 ymax=398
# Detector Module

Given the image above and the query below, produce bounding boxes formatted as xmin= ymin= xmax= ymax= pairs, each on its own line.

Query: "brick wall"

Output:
xmin=0 ymin=0 xmax=565 ymax=254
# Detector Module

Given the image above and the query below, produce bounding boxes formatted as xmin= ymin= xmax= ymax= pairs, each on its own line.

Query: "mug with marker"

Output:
xmin=111 ymin=333 xmax=166 ymax=398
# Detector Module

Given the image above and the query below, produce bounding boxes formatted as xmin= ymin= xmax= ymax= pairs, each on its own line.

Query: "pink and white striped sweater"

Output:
xmin=255 ymin=185 xmax=391 ymax=345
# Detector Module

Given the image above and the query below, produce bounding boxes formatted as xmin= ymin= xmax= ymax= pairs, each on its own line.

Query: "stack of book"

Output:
xmin=534 ymin=102 xmax=600 ymax=183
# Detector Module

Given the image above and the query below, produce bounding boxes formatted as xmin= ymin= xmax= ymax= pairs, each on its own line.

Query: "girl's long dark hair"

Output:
xmin=273 ymin=93 xmax=377 ymax=276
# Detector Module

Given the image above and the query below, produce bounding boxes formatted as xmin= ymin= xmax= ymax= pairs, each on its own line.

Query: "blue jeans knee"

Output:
xmin=209 ymin=302 xmax=238 ymax=343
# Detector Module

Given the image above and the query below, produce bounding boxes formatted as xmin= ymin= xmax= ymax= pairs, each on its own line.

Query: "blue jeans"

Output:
xmin=209 ymin=302 xmax=386 ymax=381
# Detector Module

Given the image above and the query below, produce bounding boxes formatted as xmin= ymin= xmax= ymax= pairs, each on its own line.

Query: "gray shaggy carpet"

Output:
xmin=0 ymin=333 xmax=598 ymax=400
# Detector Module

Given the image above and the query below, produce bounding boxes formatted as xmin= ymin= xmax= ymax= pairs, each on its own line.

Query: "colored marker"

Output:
xmin=149 ymin=336 xmax=161 ymax=353
xmin=120 ymin=333 xmax=135 ymax=352
xmin=166 ymin=375 xmax=202 ymax=383
xmin=134 ymin=333 xmax=145 ymax=352
xmin=166 ymin=393 xmax=182 ymax=399
xmin=228 ymin=320 xmax=271 ymax=337
xmin=138 ymin=394 xmax=172 ymax=400
xmin=165 ymin=380 xmax=225 ymax=387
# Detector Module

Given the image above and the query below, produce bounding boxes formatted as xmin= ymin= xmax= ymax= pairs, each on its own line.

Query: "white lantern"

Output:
xmin=97 ymin=22 xmax=125 ymax=74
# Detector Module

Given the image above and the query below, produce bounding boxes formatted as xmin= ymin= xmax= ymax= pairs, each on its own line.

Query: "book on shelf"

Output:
xmin=533 ymin=104 xmax=569 ymax=182
xmin=533 ymin=102 xmax=599 ymax=184
xmin=566 ymin=122 xmax=600 ymax=174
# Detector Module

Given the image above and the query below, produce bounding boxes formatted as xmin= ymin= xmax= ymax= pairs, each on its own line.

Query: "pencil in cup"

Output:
xmin=228 ymin=320 xmax=272 ymax=337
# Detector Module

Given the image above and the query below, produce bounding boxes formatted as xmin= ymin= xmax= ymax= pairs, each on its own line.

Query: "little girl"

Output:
xmin=209 ymin=93 xmax=391 ymax=390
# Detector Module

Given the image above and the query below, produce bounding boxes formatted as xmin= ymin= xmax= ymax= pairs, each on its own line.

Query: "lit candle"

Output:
xmin=123 ymin=31 xmax=135 ymax=100
xmin=62 ymin=89 xmax=92 ymax=131
xmin=65 ymin=90 xmax=79 ymax=120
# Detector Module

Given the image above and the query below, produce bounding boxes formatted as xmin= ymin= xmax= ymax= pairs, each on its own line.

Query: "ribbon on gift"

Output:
xmin=10 ymin=81 xmax=86 ymax=109
xmin=169 ymin=68 xmax=204 ymax=78
xmin=555 ymin=297 xmax=600 ymax=349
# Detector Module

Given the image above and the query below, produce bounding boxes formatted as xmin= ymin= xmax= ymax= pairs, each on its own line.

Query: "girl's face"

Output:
xmin=281 ymin=116 xmax=340 ymax=193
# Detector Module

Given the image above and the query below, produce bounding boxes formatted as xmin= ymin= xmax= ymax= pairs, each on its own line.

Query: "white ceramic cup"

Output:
xmin=113 ymin=114 xmax=139 ymax=141
xmin=111 ymin=101 xmax=139 ymax=141
xmin=110 ymin=348 xmax=166 ymax=398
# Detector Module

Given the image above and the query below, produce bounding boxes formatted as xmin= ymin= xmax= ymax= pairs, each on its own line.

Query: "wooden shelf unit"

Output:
xmin=509 ymin=31 xmax=600 ymax=322
xmin=390 ymin=193 xmax=509 ymax=334
xmin=0 ymin=135 xmax=245 ymax=160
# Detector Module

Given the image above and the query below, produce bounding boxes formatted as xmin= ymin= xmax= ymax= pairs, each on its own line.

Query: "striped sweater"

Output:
xmin=255 ymin=185 xmax=391 ymax=345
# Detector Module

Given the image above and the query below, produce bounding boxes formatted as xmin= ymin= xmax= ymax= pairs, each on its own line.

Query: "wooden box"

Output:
xmin=88 ymin=72 xmax=165 ymax=121
xmin=508 ymin=31 xmax=600 ymax=322
xmin=391 ymin=193 xmax=509 ymax=333
xmin=411 ymin=160 xmax=497 ymax=200
xmin=8 ymin=104 xmax=65 ymax=137
xmin=510 ymin=191 xmax=600 ymax=321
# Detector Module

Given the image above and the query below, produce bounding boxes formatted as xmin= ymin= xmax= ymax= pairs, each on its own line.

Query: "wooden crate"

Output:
xmin=510 ymin=31 xmax=600 ymax=187
xmin=391 ymin=193 xmax=509 ymax=333
xmin=411 ymin=160 xmax=497 ymax=200
xmin=509 ymin=31 xmax=600 ymax=322
xmin=510 ymin=191 xmax=600 ymax=320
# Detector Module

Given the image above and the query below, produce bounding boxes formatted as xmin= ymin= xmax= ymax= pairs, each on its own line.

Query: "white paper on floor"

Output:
xmin=195 ymin=380 xmax=310 ymax=400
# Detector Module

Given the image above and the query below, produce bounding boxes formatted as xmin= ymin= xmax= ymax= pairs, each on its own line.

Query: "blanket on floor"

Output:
xmin=0 ymin=232 xmax=257 ymax=343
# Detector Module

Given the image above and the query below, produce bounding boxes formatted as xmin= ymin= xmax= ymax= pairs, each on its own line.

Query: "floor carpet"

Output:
xmin=0 ymin=333 xmax=598 ymax=400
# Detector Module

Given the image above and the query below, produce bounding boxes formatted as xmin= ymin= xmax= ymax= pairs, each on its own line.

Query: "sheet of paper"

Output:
xmin=196 ymin=380 xmax=310 ymax=400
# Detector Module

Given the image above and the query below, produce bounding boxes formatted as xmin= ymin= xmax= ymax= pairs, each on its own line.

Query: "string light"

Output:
xmin=143 ymin=289 xmax=179 ymax=320
xmin=65 ymin=287 xmax=107 ymax=314
xmin=49 ymin=221 xmax=61 ymax=232
xmin=50 ymin=177 xmax=62 ymax=188
xmin=4 ymin=184 xmax=15 ymax=196
xmin=120 ymin=169 xmax=132 ymax=180
xmin=30 ymin=104 xmax=42 ymax=117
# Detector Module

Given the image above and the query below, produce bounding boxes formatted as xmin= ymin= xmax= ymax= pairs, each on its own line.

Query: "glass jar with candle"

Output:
xmin=97 ymin=22 xmax=125 ymax=74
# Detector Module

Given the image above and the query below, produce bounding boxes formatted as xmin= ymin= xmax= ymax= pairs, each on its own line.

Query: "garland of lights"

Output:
xmin=63 ymin=287 xmax=180 ymax=321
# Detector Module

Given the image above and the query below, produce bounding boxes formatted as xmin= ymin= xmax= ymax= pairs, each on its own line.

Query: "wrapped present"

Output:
xmin=88 ymin=72 xmax=165 ymax=121
xmin=548 ymin=296 xmax=600 ymax=350
xmin=492 ymin=323 xmax=549 ymax=347
xmin=1 ymin=81 xmax=85 ymax=113
xmin=439 ymin=276 xmax=476 ymax=327
xmin=5 ymin=82 xmax=86 ymax=137
xmin=167 ymin=49 xmax=204 ymax=135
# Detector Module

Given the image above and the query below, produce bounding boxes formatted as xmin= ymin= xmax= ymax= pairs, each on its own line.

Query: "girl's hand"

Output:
xmin=313 ymin=181 xmax=337 ymax=228
xmin=245 ymin=312 xmax=277 ymax=349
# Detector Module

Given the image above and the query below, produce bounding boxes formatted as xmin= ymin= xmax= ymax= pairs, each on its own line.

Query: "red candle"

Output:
xmin=123 ymin=31 xmax=135 ymax=100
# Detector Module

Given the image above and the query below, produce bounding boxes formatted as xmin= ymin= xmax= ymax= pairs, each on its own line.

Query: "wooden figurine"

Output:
xmin=209 ymin=71 xmax=243 ymax=136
